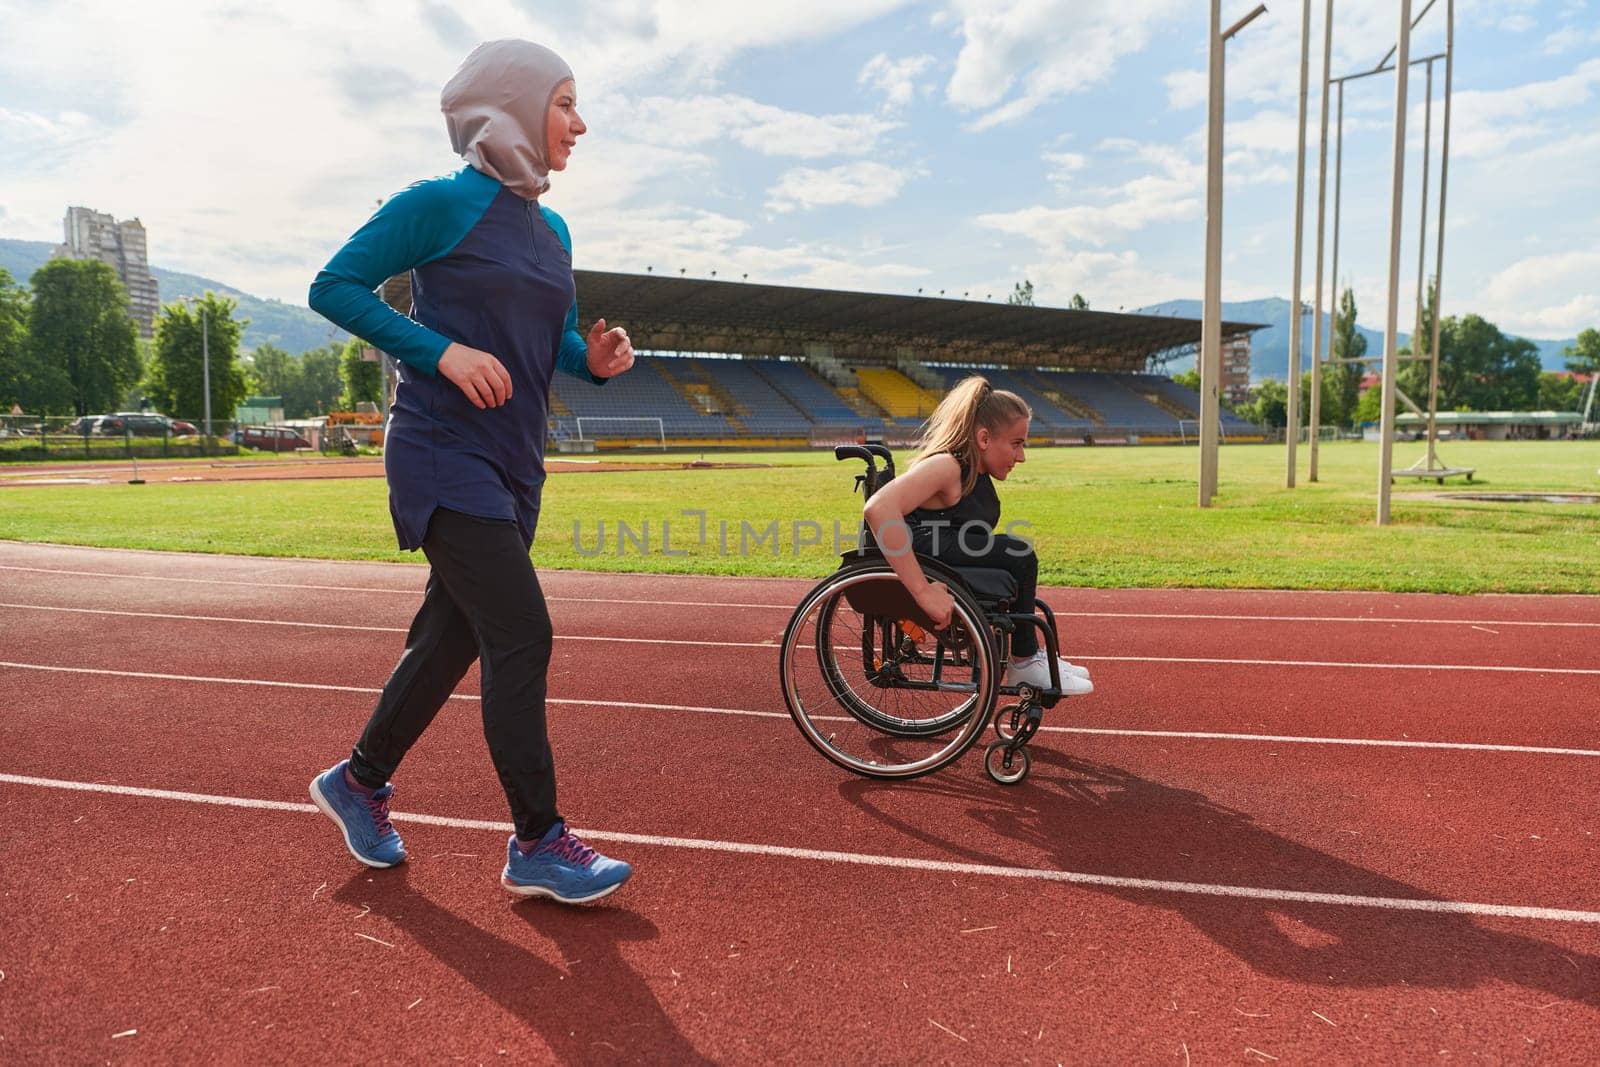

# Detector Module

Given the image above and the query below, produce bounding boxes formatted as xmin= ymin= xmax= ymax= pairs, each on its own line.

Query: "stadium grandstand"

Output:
xmin=396 ymin=269 xmax=1266 ymax=450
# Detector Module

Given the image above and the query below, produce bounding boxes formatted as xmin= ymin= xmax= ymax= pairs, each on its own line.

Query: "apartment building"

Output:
xmin=55 ymin=206 xmax=160 ymax=337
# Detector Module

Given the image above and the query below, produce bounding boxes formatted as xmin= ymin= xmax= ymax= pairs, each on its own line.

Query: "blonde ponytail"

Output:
xmin=910 ymin=375 xmax=1032 ymax=495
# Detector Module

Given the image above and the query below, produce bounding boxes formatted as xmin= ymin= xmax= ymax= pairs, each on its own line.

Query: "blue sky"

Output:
xmin=1 ymin=0 xmax=1596 ymax=341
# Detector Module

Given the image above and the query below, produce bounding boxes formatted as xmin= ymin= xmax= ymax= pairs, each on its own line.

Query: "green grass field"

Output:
xmin=2 ymin=440 xmax=1596 ymax=593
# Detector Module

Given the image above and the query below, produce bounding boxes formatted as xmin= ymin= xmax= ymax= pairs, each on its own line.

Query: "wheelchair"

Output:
xmin=778 ymin=443 xmax=1075 ymax=786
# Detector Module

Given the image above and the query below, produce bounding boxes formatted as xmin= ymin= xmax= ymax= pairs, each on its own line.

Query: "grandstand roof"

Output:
xmin=574 ymin=270 xmax=1264 ymax=372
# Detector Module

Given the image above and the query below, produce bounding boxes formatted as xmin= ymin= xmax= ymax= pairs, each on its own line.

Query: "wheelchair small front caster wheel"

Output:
xmin=984 ymin=740 xmax=1030 ymax=785
xmin=993 ymin=702 xmax=1024 ymax=742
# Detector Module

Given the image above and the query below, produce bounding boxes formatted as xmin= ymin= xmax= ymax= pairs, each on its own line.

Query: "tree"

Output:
xmin=247 ymin=343 xmax=297 ymax=398
xmin=1171 ymin=367 xmax=1200 ymax=392
xmin=1563 ymin=328 xmax=1600 ymax=375
xmin=1538 ymin=372 xmax=1585 ymax=412
xmin=1352 ymin=384 xmax=1384 ymax=426
xmin=1328 ymin=288 xmax=1366 ymax=428
xmin=27 ymin=258 xmax=140 ymax=416
xmin=339 ymin=338 xmax=381 ymax=410
xmin=1007 ymin=280 xmax=1035 ymax=307
xmin=1243 ymin=379 xmax=1289 ymax=428
xmin=293 ymin=344 xmax=345 ymax=417
xmin=0 ymin=268 xmax=37 ymax=412
xmin=1069 ymin=293 xmax=1089 ymax=310
xmin=1429 ymin=314 xmax=1541 ymax=411
xmin=146 ymin=292 xmax=249 ymax=426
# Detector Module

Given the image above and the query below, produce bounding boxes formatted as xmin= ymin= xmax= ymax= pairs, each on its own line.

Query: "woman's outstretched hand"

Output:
xmin=438 ymin=342 xmax=514 ymax=409
xmin=586 ymin=318 xmax=635 ymax=379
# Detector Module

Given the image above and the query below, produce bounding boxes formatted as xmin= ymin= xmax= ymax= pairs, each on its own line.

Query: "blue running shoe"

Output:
xmin=309 ymin=760 xmax=407 ymax=868
xmin=501 ymin=823 xmax=632 ymax=904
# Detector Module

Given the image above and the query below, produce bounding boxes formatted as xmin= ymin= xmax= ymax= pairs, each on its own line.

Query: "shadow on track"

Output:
xmin=333 ymin=868 xmax=712 ymax=1064
xmin=839 ymin=748 xmax=1600 ymax=1008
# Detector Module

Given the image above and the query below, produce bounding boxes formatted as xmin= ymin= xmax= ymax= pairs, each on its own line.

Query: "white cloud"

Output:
xmin=1543 ymin=23 xmax=1600 ymax=54
xmin=0 ymin=1 xmax=922 ymax=302
xmin=1162 ymin=0 xmax=1437 ymax=112
xmin=941 ymin=0 xmax=1185 ymax=129
xmin=602 ymin=94 xmax=898 ymax=159
xmin=1020 ymin=248 xmax=1195 ymax=313
xmin=859 ymin=53 xmax=936 ymax=111
xmin=981 ymin=138 xmax=1213 ymax=250
xmin=566 ymin=203 xmax=931 ymax=293
xmin=1472 ymin=249 xmax=1600 ymax=337
xmin=1448 ymin=57 xmax=1600 ymax=159
xmin=1043 ymin=150 xmax=1087 ymax=189
xmin=765 ymin=161 xmax=924 ymax=214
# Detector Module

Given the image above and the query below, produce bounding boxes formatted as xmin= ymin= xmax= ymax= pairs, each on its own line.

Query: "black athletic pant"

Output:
xmin=349 ymin=508 xmax=559 ymax=841
xmin=913 ymin=527 xmax=1040 ymax=657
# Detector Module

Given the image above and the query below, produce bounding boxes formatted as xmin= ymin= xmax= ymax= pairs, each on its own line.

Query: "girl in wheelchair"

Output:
xmin=861 ymin=375 xmax=1093 ymax=697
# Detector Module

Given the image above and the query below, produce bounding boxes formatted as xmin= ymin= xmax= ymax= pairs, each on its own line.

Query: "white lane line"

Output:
xmin=5 ymin=565 xmax=1597 ymax=629
xmin=0 ymin=564 xmax=424 ymax=596
xmin=4 ymin=660 xmax=1599 ymax=758
xmin=3 ymin=770 xmax=1597 ymax=925
xmin=0 ymin=603 xmax=776 ymax=648
xmin=1055 ymin=610 xmax=1600 ymax=630
xmin=1 ymin=606 xmax=1593 ymax=673
xmin=0 ymin=602 xmax=410 ymax=634
xmin=1078 ymin=655 xmax=1600 ymax=675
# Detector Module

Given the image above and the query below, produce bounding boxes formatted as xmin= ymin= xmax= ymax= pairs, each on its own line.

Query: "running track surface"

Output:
xmin=2 ymin=541 xmax=1597 ymax=1063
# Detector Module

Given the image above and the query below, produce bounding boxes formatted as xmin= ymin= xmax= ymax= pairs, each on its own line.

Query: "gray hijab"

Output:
xmin=441 ymin=40 xmax=573 ymax=200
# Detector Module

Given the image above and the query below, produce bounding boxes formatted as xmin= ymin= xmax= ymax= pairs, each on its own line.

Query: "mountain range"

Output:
xmin=1137 ymin=297 xmax=1578 ymax=379
xmin=0 ymin=238 xmax=347 ymax=354
xmin=1 ymin=237 xmax=1580 ymax=378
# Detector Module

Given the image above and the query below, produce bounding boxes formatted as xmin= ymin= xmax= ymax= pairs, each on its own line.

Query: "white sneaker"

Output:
xmin=1004 ymin=651 xmax=1094 ymax=695
xmin=1059 ymin=659 xmax=1092 ymax=680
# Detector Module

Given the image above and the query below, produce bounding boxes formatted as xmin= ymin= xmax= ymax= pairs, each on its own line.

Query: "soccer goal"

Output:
xmin=1178 ymin=419 xmax=1227 ymax=444
xmin=574 ymin=416 xmax=666 ymax=451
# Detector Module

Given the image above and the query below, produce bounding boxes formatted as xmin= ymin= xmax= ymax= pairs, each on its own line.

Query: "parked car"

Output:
xmin=230 ymin=425 xmax=312 ymax=452
xmin=107 ymin=412 xmax=194 ymax=436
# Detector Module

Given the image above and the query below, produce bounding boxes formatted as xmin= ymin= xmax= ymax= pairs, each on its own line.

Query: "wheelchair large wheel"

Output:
xmin=813 ymin=593 xmax=979 ymax=738
xmin=780 ymin=561 xmax=998 ymax=780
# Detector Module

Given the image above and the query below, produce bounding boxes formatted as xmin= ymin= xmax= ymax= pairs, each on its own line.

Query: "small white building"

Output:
xmin=1393 ymin=411 xmax=1584 ymax=441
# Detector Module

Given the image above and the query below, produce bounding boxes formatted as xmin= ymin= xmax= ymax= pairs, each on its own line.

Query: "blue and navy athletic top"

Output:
xmin=309 ymin=165 xmax=601 ymax=550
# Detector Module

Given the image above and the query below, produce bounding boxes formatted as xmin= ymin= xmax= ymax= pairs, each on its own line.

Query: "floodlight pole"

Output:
xmin=1307 ymin=0 xmax=1333 ymax=480
xmin=1315 ymin=78 xmax=1344 ymax=480
xmin=1200 ymin=1 xmax=1267 ymax=508
xmin=1412 ymin=57 xmax=1434 ymax=466
xmin=1376 ymin=0 xmax=1412 ymax=525
xmin=1285 ymin=0 xmax=1312 ymax=487
xmin=1424 ymin=0 xmax=1455 ymax=473
xmin=201 ymin=303 xmax=212 ymax=446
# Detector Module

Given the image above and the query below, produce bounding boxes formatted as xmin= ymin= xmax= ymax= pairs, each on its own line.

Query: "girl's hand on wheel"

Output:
xmin=916 ymin=582 xmax=955 ymax=630
xmin=438 ymin=342 xmax=514 ymax=409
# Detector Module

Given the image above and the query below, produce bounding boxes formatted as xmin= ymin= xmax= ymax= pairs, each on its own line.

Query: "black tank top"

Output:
xmin=907 ymin=458 xmax=1000 ymax=535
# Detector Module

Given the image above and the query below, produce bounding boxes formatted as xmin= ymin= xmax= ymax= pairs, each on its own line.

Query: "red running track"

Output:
xmin=1 ymin=541 xmax=1598 ymax=1063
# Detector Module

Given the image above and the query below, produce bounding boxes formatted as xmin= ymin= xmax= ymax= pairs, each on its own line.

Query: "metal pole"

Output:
xmin=1285 ymin=0 xmax=1312 ymax=487
xmin=1413 ymin=58 xmax=1434 ymax=469
xmin=1426 ymin=0 xmax=1454 ymax=471
xmin=1325 ymin=80 xmax=1345 ymax=468
xmin=1308 ymin=0 xmax=1333 ymax=480
xmin=1200 ymin=3 xmax=1266 ymax=508
xmin=201 ymin=304 xmax=212 ymax=454
xmin=1199 ymin=0 xmax=1226 ymax=507
xmin=1377 ymin=0 xmax=1412 ymax=525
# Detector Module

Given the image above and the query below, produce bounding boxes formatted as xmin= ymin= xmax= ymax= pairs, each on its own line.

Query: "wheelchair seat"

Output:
xmin=948 ymin=566 xmax=1017 ymax=608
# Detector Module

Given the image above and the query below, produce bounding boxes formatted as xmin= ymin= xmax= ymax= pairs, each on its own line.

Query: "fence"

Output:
xmin=0 ymin=415 xmax=358 ymax=461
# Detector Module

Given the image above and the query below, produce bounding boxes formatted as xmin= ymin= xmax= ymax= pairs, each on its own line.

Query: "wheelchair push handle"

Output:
xmin=834 ymin=442 xmax=897 ymax=498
